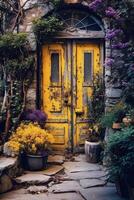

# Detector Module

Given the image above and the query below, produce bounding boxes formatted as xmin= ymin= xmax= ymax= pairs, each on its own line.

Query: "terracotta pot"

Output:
xmin=85 ymin=140 xmax=102 ymax=163
xmin=123 ymin=117 xmax=134 ymax=126
xmin=112 ymin=123 xmax=121 ymax=129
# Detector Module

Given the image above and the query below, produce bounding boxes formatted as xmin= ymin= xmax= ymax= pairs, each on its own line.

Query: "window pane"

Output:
xmin=84 ymin=52 xmax=92 ymax=83
xmin=51 ymin=53 xmax=59 ymax=83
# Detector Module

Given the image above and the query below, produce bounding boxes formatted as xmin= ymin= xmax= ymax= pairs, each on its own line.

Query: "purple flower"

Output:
xmin=105 ymin=58 xmax=115 ymax=67
xmin=112 ymin=42 xmax=130 ymax=49
xmin=89 ymin=0 xmax=103 ymax=11
xmin=105 ymin=7 xmax=120 ymax=19
xmin=105 ymin=29 xmax=123 ymax=39
xmin=20 ymin=109 xmax=48 ymax=126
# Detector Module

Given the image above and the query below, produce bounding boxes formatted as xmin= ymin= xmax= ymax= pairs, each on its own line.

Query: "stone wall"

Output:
xmin=19 ymin=0 xmax=133 ymax=110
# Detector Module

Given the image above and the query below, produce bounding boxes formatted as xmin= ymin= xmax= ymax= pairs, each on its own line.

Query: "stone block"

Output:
xmin=63 ymin=161 xmax=101 ymax=173
xmin=80 ymin=179 xmax=106 ymax=188
xmin=15 ymin=173 xmax=51 ymax=185
xmin=48 ymin=155 xmax=65 ymax=165
xmin=0 ymin=157 xmax=17 ymax=172
xmin=106 ymin=88 xmax=122 ymax=98
xmin=0 ymin=175 xmax=13 ymax=193
xmin=49 ymin=181 xmax=81 ymax=193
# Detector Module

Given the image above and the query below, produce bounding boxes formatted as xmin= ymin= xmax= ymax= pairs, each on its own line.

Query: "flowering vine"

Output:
xmin=88 ymin=0 xmax=134 ymax=106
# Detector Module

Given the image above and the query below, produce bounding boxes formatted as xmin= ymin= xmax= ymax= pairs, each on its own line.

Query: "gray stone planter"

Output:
xmin=85 ymin=141 xmax=102 ymax=163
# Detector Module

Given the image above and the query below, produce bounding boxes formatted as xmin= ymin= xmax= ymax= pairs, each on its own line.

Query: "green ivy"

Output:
xmin=33 ymin=16 xmax=63 ymax=37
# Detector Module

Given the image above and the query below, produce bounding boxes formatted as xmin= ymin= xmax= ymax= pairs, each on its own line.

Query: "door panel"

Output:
xmin=42 ymin=42 xmax=101 ymax=151
xmin=42 ymin=44 xmax=70 ymax=150
xmin=75 ymin=43 xmax=100 ymax=148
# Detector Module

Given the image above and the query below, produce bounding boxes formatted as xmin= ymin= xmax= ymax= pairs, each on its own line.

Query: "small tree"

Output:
xmin=0 ymin=33 xmax=34 ymax=140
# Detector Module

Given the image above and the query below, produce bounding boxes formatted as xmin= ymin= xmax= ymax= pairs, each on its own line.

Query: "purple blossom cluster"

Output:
xmin=105 ymin=29 xmax=123 ymax=39
xmin=20 ymin=109 xmax=48 ymax=126
xmin=104 ymin=58 xmax=115 ymax=67
xmin=89 ymin=0 xmax=103 ymax=11
xmin=112 ymin=42 xmax=130 ymax=49
xmin=105 ymin=7 xmax=120 ymax=19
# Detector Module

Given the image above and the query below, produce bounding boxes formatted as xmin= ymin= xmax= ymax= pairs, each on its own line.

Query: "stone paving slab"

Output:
xmin=80 ymin=187 xmax=125 ymax=200
xmin=63 ymin=161 xmax=101 ymax=173
xmin=65 ymin=170 xmax=107 ymax=180
xmin=48 ymin=155 xmax=65 ymax=165
xmin=43 ymin=165 xmax=64 ymax=176
xmin=0 ymin=189 xmax=84 ymax=200
xmin=0 ymin=157 xmax=17 ymax=172
xmin=26 ymin=165 xmax=64 ymax=176
xmin=74 ymin=154 xmax=87 ymax=162
xmin=15 ymin=173 xmax=51 ymax=185
xmin=49 ymin=180 xmax=81 ymax=193
xmin=80 ymin=179 xmax=106 ymax=188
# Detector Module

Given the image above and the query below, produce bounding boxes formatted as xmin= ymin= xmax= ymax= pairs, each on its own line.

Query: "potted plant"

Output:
xmin=100 ymin=102 xmax=125 ymax=130
xmin=85 ymin=124 xmax=103 ymax=163
xmin=123 ymin=108 xmax=134 ymax=126
xmin=85 ymin=74 xmax=105 ymax=163
xmin=105 ymin=126 xmax=134 ymax=199
xmin=6 ymin=123 xmax=54 ymax=171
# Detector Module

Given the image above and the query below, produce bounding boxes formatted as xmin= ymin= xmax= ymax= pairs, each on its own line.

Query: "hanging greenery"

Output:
xmin=0 ymin=33 xmax=34 ymax=140
xmin=33 ymin=15 xmax=63 ymax=38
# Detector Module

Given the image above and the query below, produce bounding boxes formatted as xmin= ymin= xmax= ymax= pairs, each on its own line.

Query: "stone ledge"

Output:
xmin=0 ymin=157 xmax=23 ymax=194
xmin=0 ymin=157 xmax=17 ymax=172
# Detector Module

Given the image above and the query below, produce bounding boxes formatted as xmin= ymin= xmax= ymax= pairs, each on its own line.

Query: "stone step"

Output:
xmin=48 ymin=155 xmax=65 ymax=165
xmin=0 ymin=156 xmax=22 ymax=194
xmin=14 ymin=173 xmax=51 ymax=186
xmin=0 ymin=157 xmax=17 ymax=172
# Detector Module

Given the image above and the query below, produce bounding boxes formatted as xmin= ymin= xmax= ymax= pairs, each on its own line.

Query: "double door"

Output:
xmin=42 ymin=41 xmax=101 ymax=151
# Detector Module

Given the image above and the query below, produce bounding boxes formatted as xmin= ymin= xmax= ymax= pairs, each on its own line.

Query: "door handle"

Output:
xmin=63 ymin=90 xmax=71 ymax=106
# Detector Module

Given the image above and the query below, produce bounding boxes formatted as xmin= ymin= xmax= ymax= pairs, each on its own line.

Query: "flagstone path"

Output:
xmin=0 ymin=154 xmax=127 ymax=200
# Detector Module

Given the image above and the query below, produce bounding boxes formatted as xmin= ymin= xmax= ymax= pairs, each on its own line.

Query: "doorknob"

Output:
xmin=63 ymin=90 xmax=71 ymax=106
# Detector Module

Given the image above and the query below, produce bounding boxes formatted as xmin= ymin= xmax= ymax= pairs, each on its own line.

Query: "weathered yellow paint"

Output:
xmin=42 ymin=42 xmax=101 ymax=151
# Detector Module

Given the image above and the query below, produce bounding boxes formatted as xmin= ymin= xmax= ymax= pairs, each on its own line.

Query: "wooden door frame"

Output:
xmin=36 ymin=39 xmax=104 ymax=152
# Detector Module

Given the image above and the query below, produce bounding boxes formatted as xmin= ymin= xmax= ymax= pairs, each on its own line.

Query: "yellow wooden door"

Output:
xmin=42 ymin=42 xmax=101 ymax=151
xmin=73 ymin=43 xmax=101 ymax=150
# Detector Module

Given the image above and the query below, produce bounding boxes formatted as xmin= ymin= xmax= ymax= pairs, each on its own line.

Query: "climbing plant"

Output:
xmin=33 ymin=16 xmax=63 ymax=38
xmin=0 ymin=33 xmax=34 ymax=140
xmin=87 ymin=0 xmax=134 ymax=107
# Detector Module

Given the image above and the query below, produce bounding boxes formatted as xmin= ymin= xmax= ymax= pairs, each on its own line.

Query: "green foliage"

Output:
xmin=100 ymin=102 xmax=126 ymax=128
xmin=106 ymin=126 xmax=134 ymax=182
xmin=5 ymin=57 xmax=34 ymax=81
xmin=33 ymin=16 xmax=63 ymax=37
xmin=49 ymin=0 xmax=61 ymax=6
xmin=91 ymin=74 xmax=105 ymax=123
xmin=0 ymin=32 xmax=35 ymax=137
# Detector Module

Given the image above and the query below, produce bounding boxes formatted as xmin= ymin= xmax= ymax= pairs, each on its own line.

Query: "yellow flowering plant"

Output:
xmin=7 ymin=123 xmax=54 ymax=155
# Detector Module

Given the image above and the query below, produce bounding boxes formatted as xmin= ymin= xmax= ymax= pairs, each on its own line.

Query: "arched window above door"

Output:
xmin=57 ymin=9 xmax=103 ymax=32
xmin=50 ymin=8 xmax=105 ymax=38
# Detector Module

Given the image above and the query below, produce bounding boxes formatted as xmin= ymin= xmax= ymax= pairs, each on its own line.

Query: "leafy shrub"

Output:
xmin=105 ymin=126 xmax=134 ymax=183
xmin=33 ymin=16 xmax=63 ymax=36
xmin=100 ymin=102 xmax=126 ymax=128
